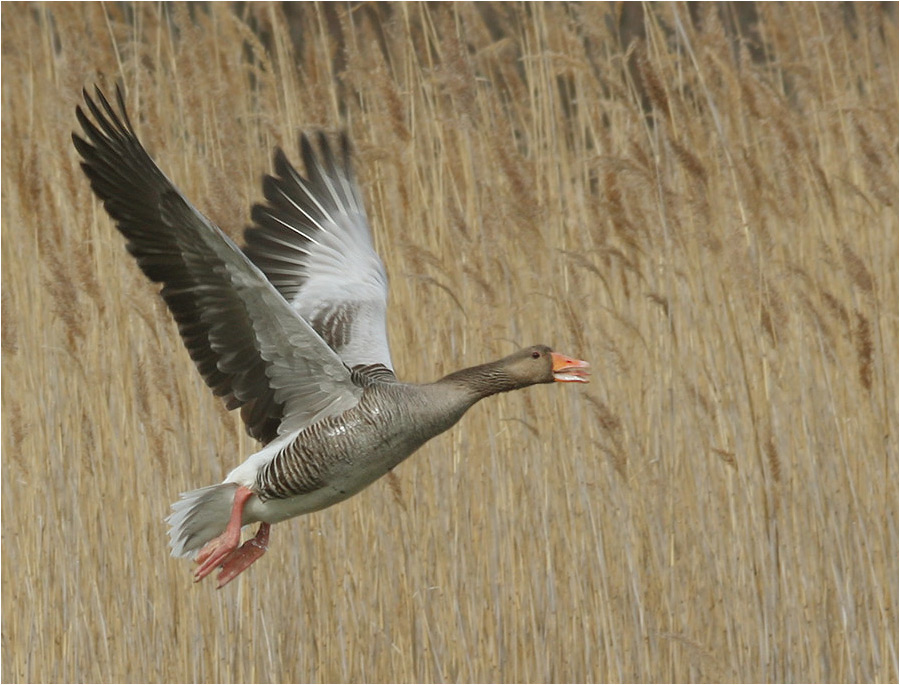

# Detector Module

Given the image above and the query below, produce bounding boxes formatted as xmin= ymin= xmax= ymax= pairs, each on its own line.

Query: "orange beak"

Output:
xmin=551 ymin=352 xmax=591 ymax=383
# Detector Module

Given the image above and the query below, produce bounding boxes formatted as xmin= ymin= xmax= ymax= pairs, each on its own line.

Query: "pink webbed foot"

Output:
xmin=193 ymin=485 xmax=255 ymax=584
xmin=214 ymin=523 xmax=270 ymax=589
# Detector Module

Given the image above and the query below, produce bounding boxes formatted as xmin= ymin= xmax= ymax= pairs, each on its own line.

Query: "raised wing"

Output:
xmin=243 ymin=133 xmax=393 ymax=372
xmin=72 ymin=86 xmax=362 ymax=444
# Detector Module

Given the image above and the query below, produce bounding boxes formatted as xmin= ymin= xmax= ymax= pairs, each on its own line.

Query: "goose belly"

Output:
xmin=246 ymin=402 xmax=462 ymax=524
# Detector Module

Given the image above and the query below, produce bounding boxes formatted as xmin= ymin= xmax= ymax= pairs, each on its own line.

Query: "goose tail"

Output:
xmin=166 ymin=483 xmax=238 ymax=558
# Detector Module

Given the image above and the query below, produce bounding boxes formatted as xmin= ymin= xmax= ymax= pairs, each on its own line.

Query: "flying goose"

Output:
xmin=73 ymin=86 xmax=590 ymax=588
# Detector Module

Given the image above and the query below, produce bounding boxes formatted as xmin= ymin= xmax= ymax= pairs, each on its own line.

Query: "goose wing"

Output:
xmin=72 ymin=86 xmax=362 ymax=444
xmin=242 ymin=132 xmax=393 ymax=373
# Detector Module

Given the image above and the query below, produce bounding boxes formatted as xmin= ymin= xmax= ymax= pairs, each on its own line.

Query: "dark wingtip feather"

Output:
xmin=71 ymin=130 xmax=89 ymax=156
xmin=316 ymin=130 xmax=330 ymax=155
xmin=272 ymin=147 xmax=293 ymax=179
xmin=114 ymin=82 xmax=134 ymax=133
xmin=71 ymin=84 xmax=287 ymax=443
xmin=299 ymin=133 xmax=315 ymax=171
xmin=340 ymin=130 xmax=353 ymax=170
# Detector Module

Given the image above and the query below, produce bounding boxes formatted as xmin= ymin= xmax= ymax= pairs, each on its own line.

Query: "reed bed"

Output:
xmin=1 ymin=3 xmax=897 ymax=682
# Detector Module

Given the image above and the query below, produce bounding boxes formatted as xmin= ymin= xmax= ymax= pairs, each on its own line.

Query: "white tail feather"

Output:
xmin=166 ymin=483 xmax=238 ymax=558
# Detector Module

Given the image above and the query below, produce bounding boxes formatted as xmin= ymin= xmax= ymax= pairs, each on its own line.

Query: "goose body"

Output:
xmin=73 ymin=86 xmax=590 ymax=588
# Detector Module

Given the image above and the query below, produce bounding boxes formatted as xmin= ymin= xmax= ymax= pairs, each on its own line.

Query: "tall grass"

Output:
xmin=2 ymin=3 xmax=897 ymax=682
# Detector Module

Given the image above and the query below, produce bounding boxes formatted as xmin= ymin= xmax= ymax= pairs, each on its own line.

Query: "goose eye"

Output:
xmin=531 ymin=350 xmax=541 ymax=359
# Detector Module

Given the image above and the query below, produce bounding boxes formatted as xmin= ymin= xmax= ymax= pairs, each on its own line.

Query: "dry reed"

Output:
xmin=2 ymin=3 xmax=897 ymax=682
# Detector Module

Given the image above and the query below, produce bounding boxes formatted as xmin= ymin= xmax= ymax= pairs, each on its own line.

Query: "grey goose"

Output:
xmin=73 ymin=86 xmax=590 ymax=588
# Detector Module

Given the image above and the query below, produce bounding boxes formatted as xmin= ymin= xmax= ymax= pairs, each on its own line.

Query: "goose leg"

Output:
xmin=214 ymin=523 xmax=270 ymax=589
xmin=194 ymin=485 xmax=254 ymax=583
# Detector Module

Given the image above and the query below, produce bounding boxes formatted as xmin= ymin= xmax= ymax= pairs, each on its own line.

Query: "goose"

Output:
xmin=73 ymin=86 xmax=590 ymax=588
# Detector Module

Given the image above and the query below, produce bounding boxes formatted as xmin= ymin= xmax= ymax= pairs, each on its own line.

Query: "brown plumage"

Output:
xmin=73 ymin=86 xmax=590 ymax=588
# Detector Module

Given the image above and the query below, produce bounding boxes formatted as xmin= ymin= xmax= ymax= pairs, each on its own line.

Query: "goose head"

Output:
xmin=505 ymin=345 xmax=591 ymax=385
xmin=441 ymin=345 xmax=590 ymax=398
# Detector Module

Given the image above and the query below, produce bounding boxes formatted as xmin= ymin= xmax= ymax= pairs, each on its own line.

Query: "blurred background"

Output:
xmin=2 ymin=3 xmax=897 ymax=682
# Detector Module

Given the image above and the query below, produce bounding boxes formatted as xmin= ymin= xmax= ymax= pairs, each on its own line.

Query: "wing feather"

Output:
xmin=243 ymin=133 xmax=393 ymax=371
xmin=73 ymin=86 xmax=362 ymax=444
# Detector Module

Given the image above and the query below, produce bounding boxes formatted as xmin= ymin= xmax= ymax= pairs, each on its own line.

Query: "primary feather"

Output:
xmin=72 ymin=85 xmax=589 ymax=589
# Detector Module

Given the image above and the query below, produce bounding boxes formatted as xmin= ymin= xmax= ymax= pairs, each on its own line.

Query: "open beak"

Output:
xmin=551 ymin=352 xmax=591 ymax=383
